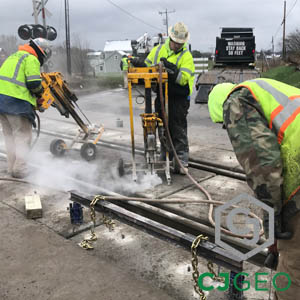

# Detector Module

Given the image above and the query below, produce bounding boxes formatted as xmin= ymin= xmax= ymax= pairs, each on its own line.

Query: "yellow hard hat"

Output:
xmin=168 ymin=22 xmax=190 ymax=44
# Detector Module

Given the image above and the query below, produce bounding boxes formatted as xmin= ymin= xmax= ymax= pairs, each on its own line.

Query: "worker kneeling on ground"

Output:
xmin=0 ymin=38 xmax=51 ymax=179
xmin=208 ymin=79 xmax=300 ymax=300
xmin=131 ymin=22 xmax=195 ymax=175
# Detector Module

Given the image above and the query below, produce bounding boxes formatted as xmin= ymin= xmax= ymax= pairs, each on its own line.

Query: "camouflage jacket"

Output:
xmin=223 ymin=87 xmax=300 ymax=223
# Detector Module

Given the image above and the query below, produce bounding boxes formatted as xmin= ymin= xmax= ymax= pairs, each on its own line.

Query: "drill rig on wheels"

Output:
xmin=39 ymin=72 xmax=104 ymax=161
xmin=125 ymin=64 xmax=171 ymax=184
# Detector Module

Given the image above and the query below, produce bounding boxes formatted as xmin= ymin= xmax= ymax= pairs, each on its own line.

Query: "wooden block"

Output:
xmin=25 ymin=193 xmax=43 ymax=219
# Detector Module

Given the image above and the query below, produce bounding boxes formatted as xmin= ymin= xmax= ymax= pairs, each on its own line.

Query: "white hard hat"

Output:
xmin=168 ymin=22 xmax=190 ymax=44
xmin=30 ymin=38 xmax=52 ymax=61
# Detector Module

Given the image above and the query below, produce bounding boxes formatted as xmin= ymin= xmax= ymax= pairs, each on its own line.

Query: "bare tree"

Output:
xmin=285 ymin=29 xmax=300 ymax=64
xmin=0 ymin=35 xmax=18 ymax=55
xmin=286 ymin=29 xmax=300 ymax=54
xmin=71 ymin=34 xmax=91 ymax=77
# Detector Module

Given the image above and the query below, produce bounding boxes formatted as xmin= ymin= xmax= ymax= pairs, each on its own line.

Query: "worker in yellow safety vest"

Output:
xmin=131 ymin=22 xmax=195 ymax=174
xmin=120 ymin=54 xmax=133 ymax=89
xmin=0 ymin=38 xmax=51 ymax=178
xmin=208 ymin=78 xmax=300 ymax=300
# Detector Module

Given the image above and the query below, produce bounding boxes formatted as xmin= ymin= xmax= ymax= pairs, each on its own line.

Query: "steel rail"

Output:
xmin=70 ymin=190 xmax=243 ymax=272
xmin=39 ymin=128 xmax=246 ymax=181
xmin=0 ymin=150 xmax=266 ymax=268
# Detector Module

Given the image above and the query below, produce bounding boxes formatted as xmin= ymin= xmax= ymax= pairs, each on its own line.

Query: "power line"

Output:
xmin=106 ymin=0 xmax=164 ymax=32
xmin=159 ymin=9 xmax=175 ymax=35
xmin=270 ymin=0 xmax=298 ymax=49
xmin=286 ymin=0 xmax=298 ymax=18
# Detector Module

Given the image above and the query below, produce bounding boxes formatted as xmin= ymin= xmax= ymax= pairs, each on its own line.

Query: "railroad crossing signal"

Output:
xmin=19 ymin=0 xmax=57 ymax=41
xmin=18 ymin=24 xmax=57 ymax=41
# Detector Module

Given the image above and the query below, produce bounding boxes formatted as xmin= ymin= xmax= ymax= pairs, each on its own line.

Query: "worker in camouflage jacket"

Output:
xmin=131 ymin=22 xmax=195 ymax=175
xmin=208 ymin=79 xmax=300 ymax=300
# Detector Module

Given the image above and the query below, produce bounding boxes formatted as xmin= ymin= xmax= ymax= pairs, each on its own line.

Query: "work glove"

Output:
xmin=130 ymin=57 xmax=146 ymax=67
xmin=160 ymin=58 xmax=179 ymax=82
xmin=36 ymin=98 xmax=45 ymax=112
xmin=264 ymin=241 xmax=279 ymax=270
xmin=263 ymin=213 xmax=293 ymax=240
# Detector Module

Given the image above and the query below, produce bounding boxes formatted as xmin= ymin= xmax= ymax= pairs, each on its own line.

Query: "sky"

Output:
xmin=0 ymin=0 xmax=299 ymax=53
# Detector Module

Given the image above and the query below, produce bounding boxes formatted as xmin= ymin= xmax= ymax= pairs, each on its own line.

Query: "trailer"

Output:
xmin=195 ymin=28 xmax=260 ymax=104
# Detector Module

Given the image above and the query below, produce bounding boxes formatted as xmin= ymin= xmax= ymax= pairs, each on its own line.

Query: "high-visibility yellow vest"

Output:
xmin=121 ymin=57 xmax=128 ymax=71
xmin=208 ymin=82 xmax=236 ymax=123
xmin=229 ymin=78 xmax=300 ymax=203
xmin=0 ymin=50 xmax=41 ymax=106
xmin=145 ymin=38 xmax=195 ymax=96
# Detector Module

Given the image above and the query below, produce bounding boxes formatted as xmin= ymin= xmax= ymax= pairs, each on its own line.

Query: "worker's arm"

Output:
xmin=175 ymin=51 xmax=195 ymax=87
xmin=25 ymin=56 xmax=43 ymax=98
xmin=223 ymin=88 xmax=283 ymax=215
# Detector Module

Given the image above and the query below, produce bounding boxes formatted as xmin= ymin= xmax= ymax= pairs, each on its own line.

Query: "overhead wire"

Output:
xmin=105 ymin=0 xmax=164 ymax=32
xmin=286 ymin=0 xmax=298 ymax=18
xmin=271 ymin=0 xmax=298 ymax=46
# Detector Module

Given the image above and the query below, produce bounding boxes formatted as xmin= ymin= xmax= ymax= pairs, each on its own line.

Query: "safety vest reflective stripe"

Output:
xmin=0 ymin=75 xmax=26 ymax=87
xmin=269 ymin=105 xmax=284 ymax=128
xmin=176 ymin=50 xmax=187 ymax=66
xmin=145 ymin=58 xmax=152 ymax=65
xmin=278 ymin=103 xmax=300 ymax=144
xmin=179 ymin=67 xmax=192 ymax=75
xmin=176 ymin=68 xmax=193 ymax=84
xmin=154 ymin=44 xmax=163 ymax=65
xmin=26 ymin=75 xmax=41 ymax=81
xmin=250 ymin=79 xmax=300 ymax=144
xmin=274 ymin=97 xmax=300 ymax=141
xmin=0 ymin=53 xmax=29 ymax=87
xmin=252 ymin=79 xmax=290 ymax=106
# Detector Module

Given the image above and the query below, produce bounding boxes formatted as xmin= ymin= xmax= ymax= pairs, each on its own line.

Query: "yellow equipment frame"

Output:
xmin=40 ymin=72 xmax=104 ymax=160
xmin=127 ymin=65 xmax=171 ymax=184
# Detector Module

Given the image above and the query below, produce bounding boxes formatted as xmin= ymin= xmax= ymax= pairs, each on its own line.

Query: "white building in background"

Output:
xmin=87 ymin=51 xmax=104 ymax=76
xmin=87 ymin=40 xmax=132 ymax=74
xmin=103 ymin=40 xmax=132 ymax=73
xmin=87 ymin=34 xmax=165 ymax=74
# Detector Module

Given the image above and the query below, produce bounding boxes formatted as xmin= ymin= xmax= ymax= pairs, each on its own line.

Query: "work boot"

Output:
xmin=179 ymin=167 xmax=188 ymax=175
xmin=172 ymin=156 xmax=188 ymax=175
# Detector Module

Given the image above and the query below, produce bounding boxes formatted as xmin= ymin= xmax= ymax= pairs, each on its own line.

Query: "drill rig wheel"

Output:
xmin=80 ymin=143 xmax=97 ymax=161
xmin=50 ymin=139 xmax=67 ymax=157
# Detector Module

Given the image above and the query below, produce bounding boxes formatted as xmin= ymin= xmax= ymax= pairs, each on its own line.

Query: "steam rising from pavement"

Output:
xmin=28 ymin=152 xmax=162 ymax=196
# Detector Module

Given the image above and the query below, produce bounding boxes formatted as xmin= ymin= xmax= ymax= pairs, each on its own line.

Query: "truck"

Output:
xmin=194 ymin=27 xmax=260 ymax=103
xmin=131 ymin=33 xmax=166 ymax=59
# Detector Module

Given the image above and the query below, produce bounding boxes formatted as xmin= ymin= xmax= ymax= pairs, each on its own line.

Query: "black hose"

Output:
xmin=31 ymin=111 xmax=41 ymax=150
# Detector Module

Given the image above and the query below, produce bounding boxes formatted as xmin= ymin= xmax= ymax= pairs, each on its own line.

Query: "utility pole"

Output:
xmin=32 ymin=0 xmax=38 ymax=24
xmin=65 ymin=0 xmax=71 ymax=75
xmin=158 ymin=9 xmax=175 ymax=35
xmin=272 ymin=36 xmax=275 ymax=63
xmin=282 ymin=0 xmax=287 ymax=60
xmin=41 ymin=0 xmax=47 ymax=28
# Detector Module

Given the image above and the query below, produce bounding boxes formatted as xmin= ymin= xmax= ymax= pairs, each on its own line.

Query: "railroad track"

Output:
xmin=31 ymin=124 xmax=267 ymax=269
